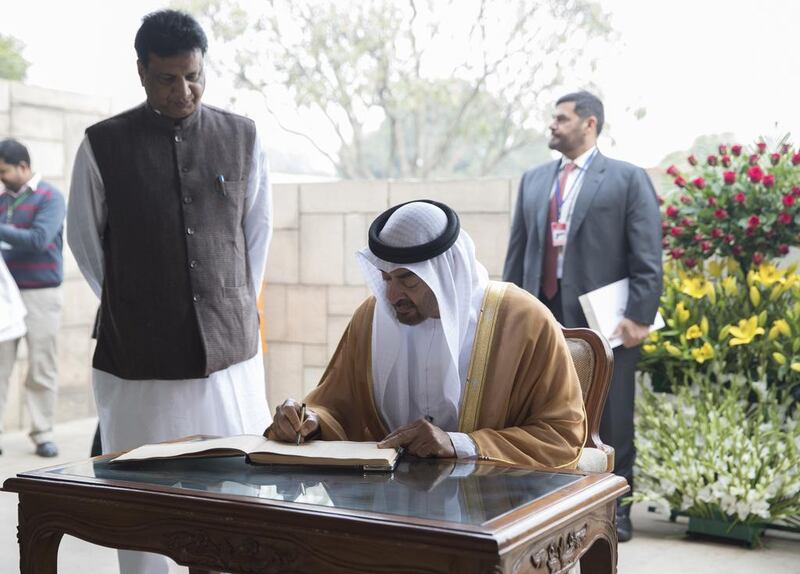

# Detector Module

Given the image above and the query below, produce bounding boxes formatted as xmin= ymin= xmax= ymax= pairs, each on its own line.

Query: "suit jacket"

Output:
xmin=502 ymin=152 xmax=663 ymax=328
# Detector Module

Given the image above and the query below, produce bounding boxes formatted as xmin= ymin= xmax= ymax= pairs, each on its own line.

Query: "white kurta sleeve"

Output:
xmin=67 ymin=136 xmax=106 ymax=299
xmin=448 ymin=431 xmax=479 ymax=459
xmin=243 ymin=128 xmax=272 ymax=293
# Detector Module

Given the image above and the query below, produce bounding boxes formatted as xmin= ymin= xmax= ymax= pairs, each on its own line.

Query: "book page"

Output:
xmin=112 ymin=434 xmax=269 ymax=462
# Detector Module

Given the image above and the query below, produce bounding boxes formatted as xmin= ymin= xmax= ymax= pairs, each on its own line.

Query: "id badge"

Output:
xmin=551 ymin=222 xmax=567 ymax=247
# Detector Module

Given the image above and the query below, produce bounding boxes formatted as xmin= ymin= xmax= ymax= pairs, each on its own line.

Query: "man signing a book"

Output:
xmin=267 ymin=200 xmax=586 ymax=469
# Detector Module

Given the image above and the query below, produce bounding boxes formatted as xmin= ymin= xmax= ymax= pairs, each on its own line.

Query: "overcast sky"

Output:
xmin=4 ymin=0 xmax=799 ymax=171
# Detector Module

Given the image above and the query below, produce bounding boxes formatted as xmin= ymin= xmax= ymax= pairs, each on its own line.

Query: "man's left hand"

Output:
xmin=378 ymin=418 xmax=456 ymax=458
xmin=613 ymin=317 xmax=650 ymax=348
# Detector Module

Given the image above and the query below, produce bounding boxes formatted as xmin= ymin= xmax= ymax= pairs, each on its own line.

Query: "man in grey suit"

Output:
xmin=502 ymin=91 xmax=662 ymax=542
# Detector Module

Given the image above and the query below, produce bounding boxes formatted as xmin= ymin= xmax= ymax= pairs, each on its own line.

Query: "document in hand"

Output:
xmin=111 ymin=435 xmax=400 ymax=472
xmin=578 ymin=278 xmax=664 ymax=348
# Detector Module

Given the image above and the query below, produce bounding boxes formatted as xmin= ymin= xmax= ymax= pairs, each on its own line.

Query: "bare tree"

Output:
xmin=178 ymin=0 xmax=612 ymax=178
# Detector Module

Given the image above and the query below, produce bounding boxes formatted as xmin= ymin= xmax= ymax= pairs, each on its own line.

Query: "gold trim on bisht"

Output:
xmin=458 ymin=281 xmax=508 ymax=433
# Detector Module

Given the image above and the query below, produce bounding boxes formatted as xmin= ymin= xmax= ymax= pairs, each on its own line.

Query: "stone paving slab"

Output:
xmin=0 ymin=418 xmax=798 ymax=573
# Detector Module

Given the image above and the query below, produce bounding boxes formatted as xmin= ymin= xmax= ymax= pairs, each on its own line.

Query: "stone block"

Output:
xmin=23 ymin=140 xmax=64 ymax=179
xmin=263 ymin=284 xmax=327 ymax=344
xmin=344 ymin=213 xmax=370 ymax=286
xmin=300 ymin=180 xmax=388 ymax=214
xmin=10 ymin=106 xmax=64 ymax=140
xmin=327 ymin=315 xmax=351 ymax=359
xmin=57 ymin=325 xmax=94 ymax=388
xmin=0 ymin=113 xmax=9 ymax=137
xmin=2 ymin=360 xmax=22 ymax=431
xmin=60 ymin=278 xmax=99 ymax=329
xmin=273 ymin=183 xmax=299 ymax=229
xmin=265 ymin=229 xmax=299 ymax=284
xmin=300 ymin=214 xmax=344 ymax=285
xmin=328 ymin=285 xmax=369 ymax=316
xmin=56 ymin=385 xmax=95 ymax=423
xmin=303 ymin=367 xmax=326 ymax=395
xmin=303 ymin=344 xmax=329 ymax=367
xmin=389 ymin=178 xmax=511 ymax=212
xmin=63 ymin=112 xmax=103 ymax=188
xmin=0 ymin=80 xmax=9 ymax=112
xmin=265 ymin=343 xmax=304 ymax=408
xmin=11 ymin=82 xmax=111 ymax=115
xmin=459 ymin=213 xmax=511 ymax=278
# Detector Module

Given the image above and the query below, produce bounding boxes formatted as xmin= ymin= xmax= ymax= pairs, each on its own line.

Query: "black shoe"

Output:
xmin=35 ymin=441 xmax=59 ymax=458
xmin=616 ymin=512 xmax=633 ymax=542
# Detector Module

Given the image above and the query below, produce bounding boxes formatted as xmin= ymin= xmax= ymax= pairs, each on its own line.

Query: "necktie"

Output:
xmin=542 ymin=162 xmax=576 ymax=299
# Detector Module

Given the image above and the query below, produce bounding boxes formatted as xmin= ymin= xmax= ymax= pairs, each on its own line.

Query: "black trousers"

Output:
xmin=541 ymin=284 xmax=637 ymax=498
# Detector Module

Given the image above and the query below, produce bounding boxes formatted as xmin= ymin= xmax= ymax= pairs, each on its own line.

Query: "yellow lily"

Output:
xmin=773 ymin=352 xmax=787 ymax=365
xmin=728 ymin=316 xmax=766 ymax=346
xmin=768 ymin=319 xmax=792 ymax=340
xmin=707 ymin=260 xmax=724 ymax=278
xmin=792 ymin=363 xmax=800 ymax=373
xmin=643 ymin=344 xmax=657 ymax=353
xmin=749 ymin=285 xmax=761 ymax=307
xmin=691 ymin=342 xmax=714 ymax=364
xmin=680 ymin=276 xmax=714 ymax=300
xmin=701 ymin=316 xmax=709 ymax=336
xmin=686 ymin=324 xmax=703 ymax=340
xmin=675 ymin=302 xmax=690 ymax=324
xmin=722 ymin=276 xmax=738 ymax=296
xmin=752 ymin=263 xmax=785 ymax=287
xmin=664 ymin=342 xmax=682 ymax=357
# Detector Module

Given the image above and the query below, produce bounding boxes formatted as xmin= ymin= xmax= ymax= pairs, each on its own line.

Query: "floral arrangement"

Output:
xmin=662 ymin=141 xmax=800 ymax=271
xmin=633 ymin=375 xmax=800 ymax=528
xmin=638 ymin=259 xmax=800 ymax=393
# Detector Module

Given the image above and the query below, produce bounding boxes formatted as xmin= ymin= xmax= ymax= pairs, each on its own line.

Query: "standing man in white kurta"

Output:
xmin=67 ymin=10 xmax=271 ymax=574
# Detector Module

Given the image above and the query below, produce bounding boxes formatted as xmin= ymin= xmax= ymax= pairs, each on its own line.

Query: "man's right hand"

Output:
xmin=264 ymin=399 xmax=320 ymax=443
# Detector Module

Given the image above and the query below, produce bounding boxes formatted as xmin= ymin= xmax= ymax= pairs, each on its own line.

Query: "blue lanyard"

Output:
xmin=554 ymin=149 xmax=598 ymax=218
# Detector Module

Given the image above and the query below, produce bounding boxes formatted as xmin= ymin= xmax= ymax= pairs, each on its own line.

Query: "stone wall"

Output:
xmin=0 ymin=81 xmax=111 ymax=433
xmin=262 ymin=179 xmax=515 ymax=408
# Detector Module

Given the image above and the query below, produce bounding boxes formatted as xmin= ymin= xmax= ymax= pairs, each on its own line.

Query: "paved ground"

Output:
xmin=0 ymin=418 xmax=798 ymax=573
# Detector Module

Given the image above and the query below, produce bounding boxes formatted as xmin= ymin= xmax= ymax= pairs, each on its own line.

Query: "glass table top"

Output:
xmin=42 ymin=456 xmax=582 ymax=526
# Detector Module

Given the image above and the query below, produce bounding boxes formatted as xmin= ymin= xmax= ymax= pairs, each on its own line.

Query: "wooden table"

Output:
xmin=4 ymin=451 xmax=627 ymax=574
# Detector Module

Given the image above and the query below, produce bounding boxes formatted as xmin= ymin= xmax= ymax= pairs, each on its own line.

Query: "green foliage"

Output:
xmin=0 ymin=34 xmax=29 ymax=81
xmin=178 ymin=0 xmax=612 ymax=178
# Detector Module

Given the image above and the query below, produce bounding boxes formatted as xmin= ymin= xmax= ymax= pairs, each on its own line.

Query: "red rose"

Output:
xmin=783 ymin=194 xmax=795 ymax=207
xmin=701 ymin=240 xmax=712 ymax=252
xmin=681 ymin=217 xmax=693 ymax=227
xmin=707 ymin=196 xmax=717 ymax=206
xmin=748 ymin=214 xmax=760 ymax=227
xmin=793 ymin=153 xmax=800 ymax=166
xmin=666 ymin=165 xmax=680 ymax=176
xmin=734 ymin=192 xmax=746 ymax=203
xmin=687 ymin=155 xmax=698 ymax=166
xmin=732 ymin=245 xmax=743 ymax=256
xmin=721 ymin=155 xmax=732 ymax=167
xmin=692 ymin=177 xmax=706 ymax=189
xmin=723 ymin=171 xmax=736 ymax=185
xmin=680 ymin=194 xmax=692 ymax=205
xmin=747 ymin=165 xmax=764 ymax=183
xmin=670 ymin=247 xmax=685 ymax=259
xmin=793 ymin=186 xmax=800 ymax=197
xmin=778 ymin=244 xmax=790 ymax=255
xmin=746 ymin=227 xmax=755 ymax=236
xmin=674 ymin=176 xmax=687 ymax=188
xmin=763 ymin=174 xmax=775 ymax=187
xmin=752 ymin=252 xmax=764 ymax=265
xmin=666 ymin=205 xmax=680 ymax=218
xmin=757 ymin=142 xmax=767 ymax=153
xmin=749 ymin=154 xmax=760 ymax=165
xmin=711 ymin=227 xmax=723 ymax=238
xmin=706 ymin=155 xmax=718 ymax=166
xmin=778 ymin=212 xmax=793 ymax=224
xmin=770 ymin=153 xmax=781 ymax=165
xmin=724 ymin=233 xmax=735 ymax=244
xmin=731 ymin=144 xmax=742 ymax=156
xmin=714 ymin=208 xmax=729 ymax=220
xmin=670 ymin=226 xmax=684 ymax=236
xmin=718 ymin=144 xmax=728 ymax=155
xmin=684 ymin=257 xmax=697 ymax=268
xmin=693 ymin=233 xmax=703 ymax=242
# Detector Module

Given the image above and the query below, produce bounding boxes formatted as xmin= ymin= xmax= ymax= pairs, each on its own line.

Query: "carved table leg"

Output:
xmin=19 ymin=524 xmax=64 ymax=574
xmin=188 ymin=569 xmax=220 ymax=574
xmin=579 ymin=536 xmax=614 ymax=574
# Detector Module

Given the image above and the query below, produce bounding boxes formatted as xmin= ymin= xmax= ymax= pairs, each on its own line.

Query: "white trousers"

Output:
xmin=94 ymin=352 xmax=270 ymax=574
xmin=0 ymin=287 xmax=62 ymax=445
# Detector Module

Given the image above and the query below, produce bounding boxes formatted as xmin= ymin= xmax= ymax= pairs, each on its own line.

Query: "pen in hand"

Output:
xmin=296 ymin=402 xmax=307 ymax=446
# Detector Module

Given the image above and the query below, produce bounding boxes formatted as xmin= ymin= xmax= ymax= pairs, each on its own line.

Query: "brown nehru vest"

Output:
xmin=86 ymin=103 xmax=258 ymax=380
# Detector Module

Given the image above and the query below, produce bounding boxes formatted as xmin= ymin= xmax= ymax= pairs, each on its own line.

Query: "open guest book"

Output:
xmin=110 ymin=435 xmax=400 ymax=472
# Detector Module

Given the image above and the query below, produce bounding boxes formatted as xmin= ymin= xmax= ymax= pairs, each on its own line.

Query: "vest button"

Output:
xmin=183 ymin=196 xmax=192 ymax=204
xmin=181 ymin=166 xmax=189 ymax=173
xmin=189 ymin=260 xmax=198 ymax=269
xmin=174 ymin=135 xmax=182 ymax=143
xmin=186 ymin=227 xmax=194 ymax=235
xmin=192 ymin=294 xmax=200 ymax=302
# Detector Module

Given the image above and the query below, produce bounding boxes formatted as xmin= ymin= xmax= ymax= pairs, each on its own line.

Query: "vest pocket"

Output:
xmin=221 ymin=179 xmax=246 ymax=197
xmin=223 ymin=284 xmax=250 ymax=299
